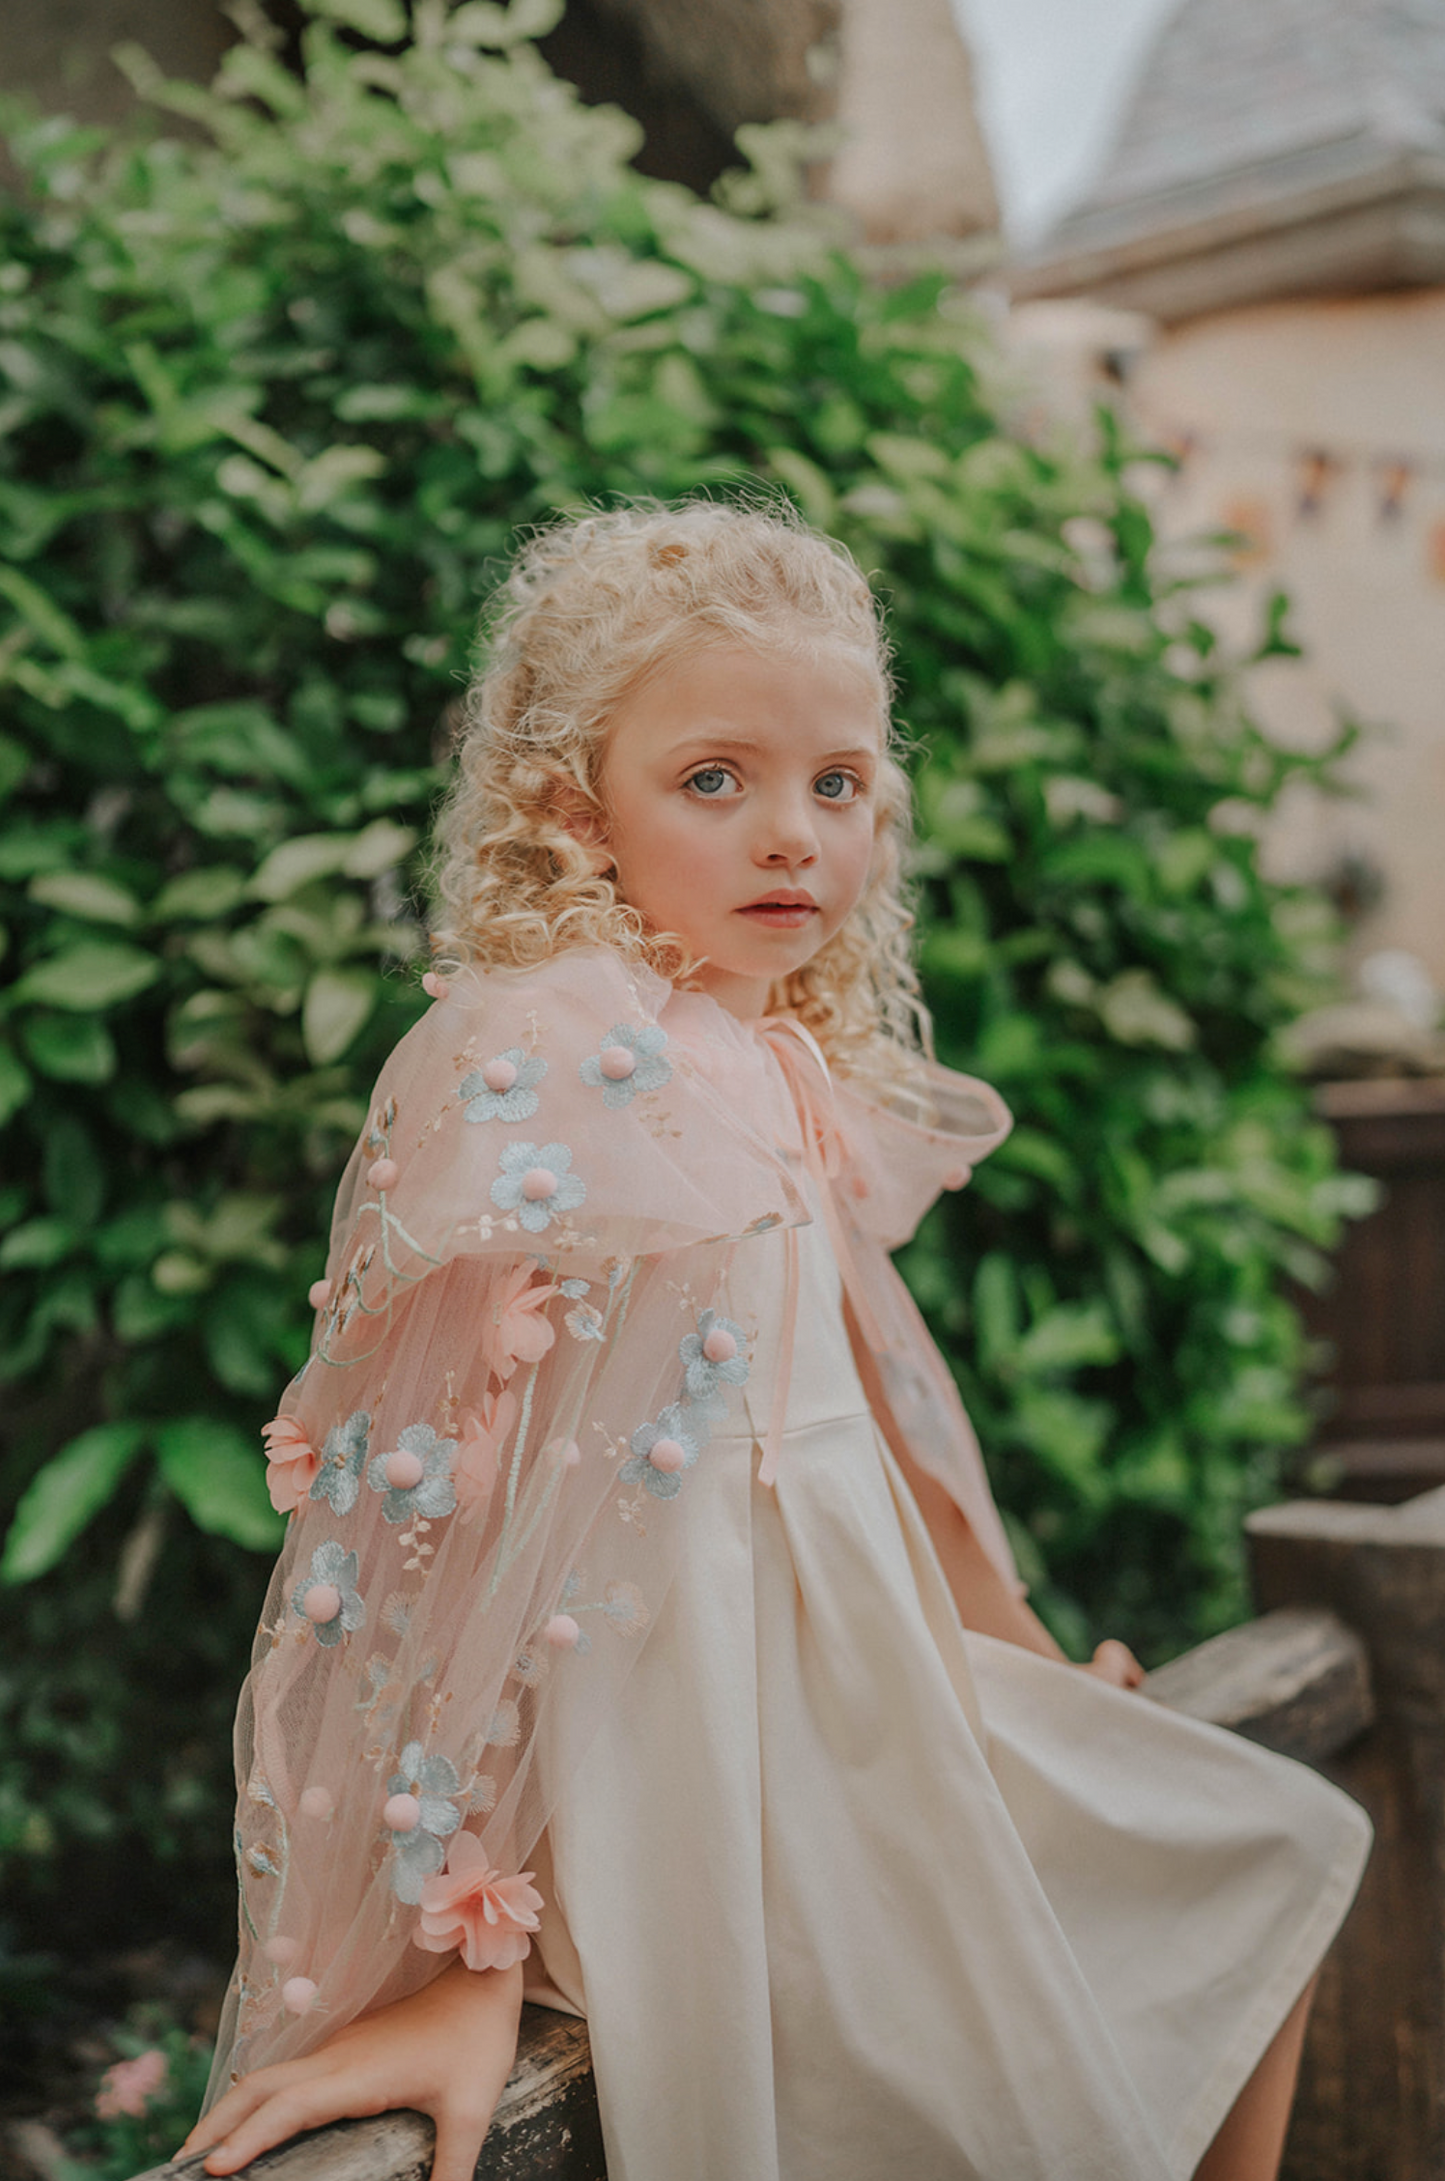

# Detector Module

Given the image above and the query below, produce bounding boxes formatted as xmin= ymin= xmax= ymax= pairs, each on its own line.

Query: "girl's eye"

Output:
xmin=814 ymin=770 xmax=861 ymax=804
xmin=684 ymin=767 xmax=740 ymax=799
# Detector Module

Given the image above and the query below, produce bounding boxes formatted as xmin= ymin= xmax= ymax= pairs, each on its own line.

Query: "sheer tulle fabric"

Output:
xmin=208 ymin=949 xmax=1012 ymax=2100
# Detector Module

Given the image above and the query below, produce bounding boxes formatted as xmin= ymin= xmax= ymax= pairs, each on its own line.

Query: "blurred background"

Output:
xmin=2 ymin=1 xmax=1443 ymax=2173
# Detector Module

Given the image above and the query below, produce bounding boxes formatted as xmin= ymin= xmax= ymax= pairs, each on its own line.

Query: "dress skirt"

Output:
xmin=524 ymin=1208 xmax=1371 ymax=2181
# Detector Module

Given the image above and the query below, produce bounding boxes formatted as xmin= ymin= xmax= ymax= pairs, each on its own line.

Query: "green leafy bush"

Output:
xmin=0 ymin=0 xmax=1362 ymax=1947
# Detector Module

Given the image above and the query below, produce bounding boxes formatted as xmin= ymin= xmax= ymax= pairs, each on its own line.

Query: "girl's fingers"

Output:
xmin=1088 ymin=1638 xmax=1145 ymax=1688
xmin=199 ymin=2080 xmax=349 ymax=2176
xmin=179 ymin=2071 xmax=286 ymax=2157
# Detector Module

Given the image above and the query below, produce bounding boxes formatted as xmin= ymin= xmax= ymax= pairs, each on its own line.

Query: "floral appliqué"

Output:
xmin=679 ymin=1310 xmax=749 ymax=1412
xmin=490 ymin=1141 xmax=586 ymax=1233
xmin=367 ymin=1422 xmax=457 ymax=1525
xmin=415 ymin=1833 xmax=543 ymax=1971
xmin=620 ymin=1402 xmax=702 ymax=1500
xmin=308 ymin=1410 xmax=370 ymax=1517
xmin=384 ymin=1739 xmax=462 ymax=1903
xmin=291 ymin=1539 xmax=365 ymax=1647
xmin=579 ymin=1022 xmax=671 ymax=1109
xmin=481 ymin=1262 xmax=558 ymax=1380
xmin=262 ymin=1417 xmax=319 ymax=1514
xmin=454 ymin=1390 xmax=518 ymax=1525
xmin=459 ymin=1049 xmax=547 ymax=1124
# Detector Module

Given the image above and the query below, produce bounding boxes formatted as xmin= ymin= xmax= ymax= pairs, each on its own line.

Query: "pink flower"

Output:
xmin=482 ymin=1264 xmax=558 ymax=1383
xmin=454 ymin=1389 xmax=518 ymax=1524
xmin=415 ymin=1832 xmax=543 ymax=1972
xmin=95 ymin=2048 xmax=168 ymax=2120
xmin=262 ymin=1416 xmax=320 ymax=1514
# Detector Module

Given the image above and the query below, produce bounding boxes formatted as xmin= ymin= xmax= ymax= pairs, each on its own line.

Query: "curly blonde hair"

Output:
xmin=430 ymin=496 xmax=932 ymax=1085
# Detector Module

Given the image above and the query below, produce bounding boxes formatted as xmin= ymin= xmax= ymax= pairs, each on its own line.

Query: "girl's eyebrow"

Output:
xmin=669 ymin=734 xmax=880 ymax=763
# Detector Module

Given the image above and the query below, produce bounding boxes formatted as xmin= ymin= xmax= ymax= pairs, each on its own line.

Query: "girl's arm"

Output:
xmin=846 ymin=1304 xmax=1143 ymax=1686
xmin=180 ymin=1959 xmax=524 ymax=2181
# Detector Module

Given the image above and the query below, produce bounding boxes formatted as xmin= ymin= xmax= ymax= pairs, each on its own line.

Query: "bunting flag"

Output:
xmin=1129 ymin=400 xmax=1445 ymax=580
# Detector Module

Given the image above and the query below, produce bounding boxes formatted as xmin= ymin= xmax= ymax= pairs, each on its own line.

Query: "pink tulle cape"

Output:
xmin=208 ymin=947 xmax=1011 ymax=2099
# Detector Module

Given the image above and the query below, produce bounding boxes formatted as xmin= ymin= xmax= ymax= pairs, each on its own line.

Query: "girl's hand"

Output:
xmin=178 ymin=1958 xmax=524 ymax=2181
xmin=1080 ymin=1638 xmax=1145 ymax=1690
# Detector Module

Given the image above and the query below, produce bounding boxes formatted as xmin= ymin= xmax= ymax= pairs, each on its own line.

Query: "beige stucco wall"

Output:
xmin=1007 ymin=289 xmax=1445 ymax=987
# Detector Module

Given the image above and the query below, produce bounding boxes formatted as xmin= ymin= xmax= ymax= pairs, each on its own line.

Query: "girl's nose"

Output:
xmin=758 ymin=795 xmax=819 ymax=867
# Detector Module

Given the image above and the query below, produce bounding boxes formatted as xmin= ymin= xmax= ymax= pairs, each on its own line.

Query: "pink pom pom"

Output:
xmin=367 ymin=1157 xmax=398 ymax=1191
xmin=648 ymin=1436 xmax=686 ymax=1474
xmin=521 ymin=1166 xmax=557 ymax=1201
xmin=422 ymin=971 xmax=449 ymax=1001
xmin=702 ymin=1327 xmax=737 ymax=1363
xmin=544 ymin=1614 xmax=581 ymax=1648
xmin=942 ymin=1166 xmax=971 ymax=1191
xmin=599 ymin=1044 xmax=636 ymax=1081
xmin=308 ymin=1278 xmax=333 ymax=1310
xmin=481 ymin=1056 xmax=518 ymax=1092
xmin=384 ymin=1791 xmax=422 ymax=1832
xmin=384 ymin=1448 xmax=425 ymax=1490
xmin=264 ymin=1935 xmax=300 ymax=1966
xmin=281 ymin=1977 xmax=318 ymax=2015
xmin=299 ymin=1786 xmax=334 ymax=1820
xmin=302 ymin=1582 xmax=341 ymax=1625
xmin=561 ymin=1439 xmax=581 ymax=1468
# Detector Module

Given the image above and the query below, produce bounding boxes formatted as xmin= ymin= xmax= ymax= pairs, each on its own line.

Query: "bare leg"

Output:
xmin=1193 ymin=1976 xmax=1317 ymax=2181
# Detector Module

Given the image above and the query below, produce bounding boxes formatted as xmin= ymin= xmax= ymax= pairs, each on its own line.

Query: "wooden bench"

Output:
xmin=133 ymin=1485 xmax=1445 ymax=2181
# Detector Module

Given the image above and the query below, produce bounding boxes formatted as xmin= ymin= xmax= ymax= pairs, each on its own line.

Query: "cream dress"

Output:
xmin=525 ymin=1191 xmax=1370 ymax=2181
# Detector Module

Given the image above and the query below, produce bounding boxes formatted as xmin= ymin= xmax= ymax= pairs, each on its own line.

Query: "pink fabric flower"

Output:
xmin=95 ymin=2048 xmax=168 ymax=2120
xmin=454 ymin=1389 xmax=518 ymax=1524
xmin=482 ymin=1263 xmax=558 ymax=1383
xmin=415 ymin=1832 xmax=543 ymax=1972
xmin=262 ymin=1416 xmax=320 ymax=1514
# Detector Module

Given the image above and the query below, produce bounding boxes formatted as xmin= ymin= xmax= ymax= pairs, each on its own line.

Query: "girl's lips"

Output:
xmin=737 ymin=904 xmax=819 ymax=929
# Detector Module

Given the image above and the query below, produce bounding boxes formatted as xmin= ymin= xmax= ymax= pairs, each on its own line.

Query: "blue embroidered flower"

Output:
xmin=458 ymin=1049 xmax=546 ymax=1124
xmin=490 ymin=1141 xmax=586 ymax=1233
xmin=290 ymin=1539 xmax=365 ymax=1647
xmin=620 ymin=1402 xmax=704 ymax=1501
xmin=367 ymin=1421 xmax=457 ymax=1525
xmin=679 ymin=1310 xmax=750 ymax=1411
xmin=579 ymin=1023 xmax=672 ymax=1109
xmin=386 ymin=1740 xmax=462 ymax=1903
xmin=308 ymin=1409 xmax=370 ymax=1517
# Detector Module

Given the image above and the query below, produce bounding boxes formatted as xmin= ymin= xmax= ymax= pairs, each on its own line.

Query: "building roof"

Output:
xmin=1015 ymin=0 xmax=1445 ymax=319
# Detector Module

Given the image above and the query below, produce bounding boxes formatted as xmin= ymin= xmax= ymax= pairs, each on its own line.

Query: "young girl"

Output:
xmin=184 ymin=499 xmax=1370 ymax=2181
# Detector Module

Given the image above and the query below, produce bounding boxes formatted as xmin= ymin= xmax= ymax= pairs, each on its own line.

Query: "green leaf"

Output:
xmin=19 ymin=1010 xmax=118 ymax=1084
xmin=27 ymin=871 xmax=140 ymax=926
xmin=250 ymin=834 xmax=353 ymax=903
xmin=0 ymin=564 xmax=84 ymax=659
xmin=0 ymin=1042 xmax=31 ymax=1122
xmin=152 ymin=867 xmax=249 ymax=921
xmin=1 ymin=1423 xmax=147 ymax=1584
xmin=446 ymin=0 xmax=565 ymax=43
xmin=302 ymin=967 xmax=377 ymax=1064
xmin=0 ymin=1217 xmax=77 ymax=1268
xmin=310 ymin=0 xmax=407 ymax=36
xmin=12 ymin=942 xmax=160 ymax=1011
xmin=155 ymin=1417 xmax=283 ymax=1551
xmin=342 ymin=819 xmax=418 ymax=880
xmin=0 ymin=732 xmax=29 ymax=802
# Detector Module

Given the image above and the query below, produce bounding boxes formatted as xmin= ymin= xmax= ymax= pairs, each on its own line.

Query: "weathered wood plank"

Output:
xmin=1142 ymin=1604 xmax=1374 ymax=1764
xmin=1247 ymin=1487 xmax=1445 ymax=2181
xmin=127 ymin=2009 xmax=602 ymax=2181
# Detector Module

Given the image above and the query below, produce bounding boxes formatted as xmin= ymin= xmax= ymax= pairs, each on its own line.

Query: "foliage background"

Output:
xmin=0 ymin=0 xmax=1364 ymax=2004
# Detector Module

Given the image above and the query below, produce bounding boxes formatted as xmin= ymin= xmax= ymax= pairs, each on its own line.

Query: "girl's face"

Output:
xmin=593 ymin=641 xmax=885 ymax=1021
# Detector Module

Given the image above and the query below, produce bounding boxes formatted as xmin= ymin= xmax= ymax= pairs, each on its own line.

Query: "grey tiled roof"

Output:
xmin=1054 ymin=0 xmax=1445 ymax=234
